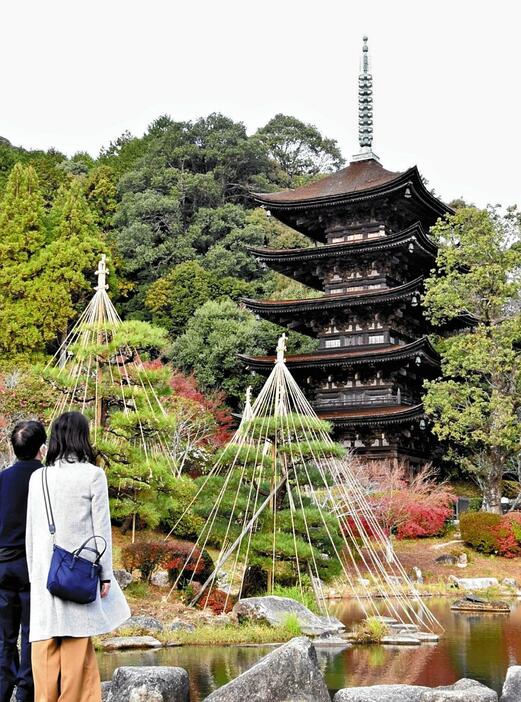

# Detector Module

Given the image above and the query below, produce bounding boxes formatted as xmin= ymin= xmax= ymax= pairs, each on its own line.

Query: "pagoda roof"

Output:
xmin=255 ymin=161 xmax=450 ymax=213
xmin=253 ymin=161 xmax=452 ymax=239
xmin=248 ymin=221 xmax=436 ymax=266
xmin=243 ymin=276 xmax=423 ymax=318
xmin=318 ymin=403 xmax=425 ymax=428
xmin=240 ymin=337 xmax=439 ymax=371
xmin=255 ymin=159 xmax=401 ymax=204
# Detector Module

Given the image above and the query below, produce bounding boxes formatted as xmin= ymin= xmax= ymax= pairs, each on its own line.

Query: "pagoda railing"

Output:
xmin=313 ymin=394 xmax=416 ymax=410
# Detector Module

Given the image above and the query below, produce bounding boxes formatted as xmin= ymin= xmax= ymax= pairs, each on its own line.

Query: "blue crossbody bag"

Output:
xmin=42 ymin=466 xmax=107 ymax=604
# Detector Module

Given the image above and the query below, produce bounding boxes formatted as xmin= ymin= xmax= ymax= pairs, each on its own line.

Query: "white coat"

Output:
xmin=26 ymin=460 xmax=130 ymax=642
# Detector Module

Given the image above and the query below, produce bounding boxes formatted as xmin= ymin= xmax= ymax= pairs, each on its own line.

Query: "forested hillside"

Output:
xmin=0 ymin=114 xmax=343 ymax=405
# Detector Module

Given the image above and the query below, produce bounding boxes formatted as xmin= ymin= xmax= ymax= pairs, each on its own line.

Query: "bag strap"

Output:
xmin=73 ymin=535 xmax=107 ymax=565
xmin=41 ymin=466 xmax=56 ymax=537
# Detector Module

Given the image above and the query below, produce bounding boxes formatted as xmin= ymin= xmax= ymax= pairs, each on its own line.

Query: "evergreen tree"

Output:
xmin=0 ymin=164 xmax=47 ymax=355
xmin=36 ymin=178 xmax=107 ymax=345
xmin=193 ymin=413 xmax=345 ymax=592
xmin=423 ymin=207 xmax=521 ymax=512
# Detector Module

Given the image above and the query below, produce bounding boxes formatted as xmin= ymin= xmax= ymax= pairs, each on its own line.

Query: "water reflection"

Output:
xmin=97 ymin=599 xmax=521 ymax=700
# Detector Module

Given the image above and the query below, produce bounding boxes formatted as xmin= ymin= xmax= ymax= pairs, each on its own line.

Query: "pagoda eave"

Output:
xmin=248 ymin=221 xmax=437 ymax=263
xmin=239 ymin=337 xmax=440 ymax=372
xmin=242 ymin=276 xmax=424 ymax=318
xmin=318 ymin=403 xmax=426 ymax=428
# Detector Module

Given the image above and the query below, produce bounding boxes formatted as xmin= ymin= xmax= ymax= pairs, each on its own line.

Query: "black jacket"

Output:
xmin=0 ymin=459 xmax=42 ymax=559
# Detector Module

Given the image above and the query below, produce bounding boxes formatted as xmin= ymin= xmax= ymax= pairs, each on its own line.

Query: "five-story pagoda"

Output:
xmin=241 ymin=37 xmax=452 ymax=468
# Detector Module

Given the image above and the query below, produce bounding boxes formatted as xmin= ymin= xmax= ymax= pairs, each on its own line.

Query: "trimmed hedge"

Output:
xmin=460 ymin=511 xmax=521 ymax=557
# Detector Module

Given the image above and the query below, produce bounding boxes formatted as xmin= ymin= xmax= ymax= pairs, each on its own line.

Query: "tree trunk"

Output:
xmin=481 ymin=472 xmax=503 ymax=514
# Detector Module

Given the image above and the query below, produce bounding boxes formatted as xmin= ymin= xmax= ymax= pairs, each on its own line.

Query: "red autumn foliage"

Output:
xmin=121 ymin=541 xmax=174 ymax=582
xmin=196 ymin=586 xmax=235 ymax=614
xmin=169 ymin=371 xmax=233 ymax=445
xmin=164 ymin=539 xmax=213 ymax=583
xmin=491 ymin=512 xmax=521 ymax=558
xmin=347 ymin=461 xmax=456 ymax=540
xmin=121 ymin=538 xmax=215 ymax=583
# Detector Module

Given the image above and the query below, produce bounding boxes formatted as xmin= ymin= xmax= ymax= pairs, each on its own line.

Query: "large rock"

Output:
xmin=107 ymin=667 xmax=189 ymax=702
xmin=501 ymin=665 xmax=521 ymax=701
xmin=203 ymin=637 xmax=330 ymax=702
xmin=123 ymin=615 xmax=164 ymax=632
xmin=334 ymin=679 xmax=497 ymax=702
xmin=151 ymin=570 xmax=170 ymax=588
xmin=451 ymin=578 xmax=499 ymax=591
xmin=114 ymin=569 xmax=133 ymax=590
xmin=334 ymin=684 xmax=430 ymax=701
xmin=232 ymin=596 xmax=344 ymax=636
xmin=101 ymin=681 xmax=112 ymax=701
xmin=420 ymin=678 xmax=497 ymax=701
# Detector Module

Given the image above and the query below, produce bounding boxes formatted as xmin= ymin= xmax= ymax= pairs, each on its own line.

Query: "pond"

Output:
xmin=97 ymin=598 xmax=521 ymax=700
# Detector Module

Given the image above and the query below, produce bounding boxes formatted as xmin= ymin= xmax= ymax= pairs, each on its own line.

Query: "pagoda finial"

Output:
xmin=352 ymin=36 xmax=379 ymax=163
xmin=276 ymin=333 xmax=287 ymax=364
xmin=95 ymin=254 xmax=109 ymax=292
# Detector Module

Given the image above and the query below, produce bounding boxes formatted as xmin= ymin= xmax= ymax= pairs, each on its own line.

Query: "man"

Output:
xmin=0 ymin=421 xmax=46 ymax=702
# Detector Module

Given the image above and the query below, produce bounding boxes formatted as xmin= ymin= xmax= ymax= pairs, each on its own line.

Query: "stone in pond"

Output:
xmin=500 ymin=665 xmax=521 ymax=702
xmin=420 ymin=677 xmax=497 ymax=701
xmin=334 ymin=684 xmax=430 ymax=701
xmin=232 ymin=596 xmax=344 ymax=636
xmin=334 ymin=679 xmax=497 ymax=701
xmin=451 ymin=596 xmax=510 ymax=613
xmin=101 ymin=636 xmax=163 ymax=651
xmin=108 ymin=666 xmax=189 ymax=702
xmin=203 ymin=636 xmax=330 ymax=702
xmin=101 ymin=681 xmax=112 ymax=701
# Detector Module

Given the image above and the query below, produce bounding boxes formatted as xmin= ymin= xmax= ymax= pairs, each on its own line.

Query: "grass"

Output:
xmin=352 ymin=616 xmax=389 ymax=644
xmin=272 ymin=584 xmax=319 ymax=613
xmin=94 ymin=618 xmax=304 ymax=649
xmin=125 ymin=581 xmax=150 ymax=598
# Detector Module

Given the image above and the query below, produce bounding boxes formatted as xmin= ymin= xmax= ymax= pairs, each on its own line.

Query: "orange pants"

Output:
xmin=32 ymin=637 xmax=101 ymax=702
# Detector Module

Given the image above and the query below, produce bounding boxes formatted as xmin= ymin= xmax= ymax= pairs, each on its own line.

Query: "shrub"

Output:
xmin=196 ymin=585 xmax=235 ymax=614
xmin=492 ymin=512 xmax=521 ymax=558
xmin=165 ymin=539 xmax=214 ymax=586
xmin=347 ymin=462 xmax=456 ymax=540
xmin=121 ymin=538 xmax=214 ymax=583
xmin=460 ymin=512 xmax=521 ymax=556
xmin=121 ymin=541 xmax=174 ymax=582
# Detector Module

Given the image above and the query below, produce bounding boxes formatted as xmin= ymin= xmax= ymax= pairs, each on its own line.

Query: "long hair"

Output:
xmin=46 ymin=411 xmax=96 ymax=466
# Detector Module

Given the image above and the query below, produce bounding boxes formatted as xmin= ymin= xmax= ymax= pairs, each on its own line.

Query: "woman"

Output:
xmin=26 ymin=412 xmax=130 ymax=701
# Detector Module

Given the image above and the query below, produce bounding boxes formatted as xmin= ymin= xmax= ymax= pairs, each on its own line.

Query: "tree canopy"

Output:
xmin=423 ymin=207 xmax=521 ymax=511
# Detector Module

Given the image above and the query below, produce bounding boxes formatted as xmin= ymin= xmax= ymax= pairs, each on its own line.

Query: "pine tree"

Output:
xmin=194 ymin=412 xmax=345 ymax=592
xmin=44 ymin=257 xmax=200 ymax=538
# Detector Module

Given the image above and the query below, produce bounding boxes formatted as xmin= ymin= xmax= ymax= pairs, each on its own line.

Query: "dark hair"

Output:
xmin=11 ymin=420 xmax=47 ymax=460
xmin=46 ymin=412 xmax=96 ymax=466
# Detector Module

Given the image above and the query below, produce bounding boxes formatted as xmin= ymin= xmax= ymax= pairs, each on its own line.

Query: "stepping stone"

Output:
xmin=101 ymin=635 xmax=163 ymax=651
xmin=381 ymin=635 xmax=421 ymax=645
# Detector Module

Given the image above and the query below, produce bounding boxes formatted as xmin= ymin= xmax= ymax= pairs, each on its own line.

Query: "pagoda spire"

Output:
xmin=352 ymin=36 xmax=379 ymax=163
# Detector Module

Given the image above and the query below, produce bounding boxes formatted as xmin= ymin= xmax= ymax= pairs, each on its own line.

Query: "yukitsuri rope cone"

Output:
xmin=44 ymin=255 xmax=179 ymax=541
xmin=166 ymin=334 xmax=442 ymax=635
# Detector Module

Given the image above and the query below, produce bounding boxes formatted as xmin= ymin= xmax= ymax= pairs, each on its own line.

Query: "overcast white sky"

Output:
xmin=1 ymin=0 xmax=519 ymax=207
